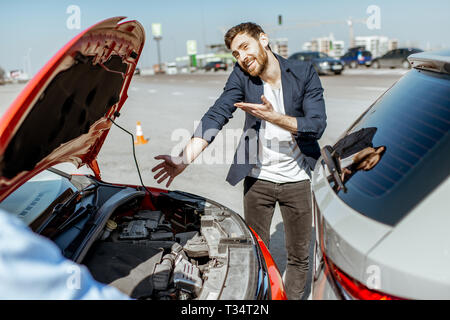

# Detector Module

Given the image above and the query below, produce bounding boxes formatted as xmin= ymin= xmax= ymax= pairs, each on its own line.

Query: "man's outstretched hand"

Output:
xmin=234 ymin=95 xmax=298 ymax=134
xmin=152 ymin=155 xmax=188 ymax=188
xmin=151 ymin=137 xmax=209 ymax=188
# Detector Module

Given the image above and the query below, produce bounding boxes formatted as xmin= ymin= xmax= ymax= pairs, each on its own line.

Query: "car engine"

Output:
xmin=81 ymin=190 xmax=260 ymax=300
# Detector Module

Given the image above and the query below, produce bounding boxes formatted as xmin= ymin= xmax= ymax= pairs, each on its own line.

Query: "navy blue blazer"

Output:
xmin=193 ymin=54 xmax=327 ymax=186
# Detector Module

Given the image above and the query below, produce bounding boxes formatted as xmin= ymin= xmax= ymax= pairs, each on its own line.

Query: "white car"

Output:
xmin=166 ymin=62 xmax=178 ymax=75
xmin=311 ymin=49 xmax=450 ymax=300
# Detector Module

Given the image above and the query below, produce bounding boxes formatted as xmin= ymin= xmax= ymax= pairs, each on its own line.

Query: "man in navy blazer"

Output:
xmin=153 ymin=22 xmax=327 ymax=300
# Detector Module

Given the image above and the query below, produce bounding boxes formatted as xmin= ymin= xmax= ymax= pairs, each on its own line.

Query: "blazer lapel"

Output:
xmin=277 ymin=55 xmax=294 ymax=116
xmin=250 ymin=76 xmax=263 ymax=103
xmin=281 ymin=70 xmax=294 ymax=115
xmin=246 ymin=76 xmax=263 ymax=128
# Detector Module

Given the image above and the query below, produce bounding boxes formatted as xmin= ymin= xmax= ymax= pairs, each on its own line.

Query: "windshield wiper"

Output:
xmin=53 ymin=204 xmax=97 ymax=236
xmin=321 ymin=145 xmax=347 ymax=192
xmin=38 ymin=184 xmax=97 ymax=237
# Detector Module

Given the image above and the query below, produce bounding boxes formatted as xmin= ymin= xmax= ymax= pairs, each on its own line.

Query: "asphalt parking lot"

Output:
xmin=0 ymin=67 xmax=407 ymax=298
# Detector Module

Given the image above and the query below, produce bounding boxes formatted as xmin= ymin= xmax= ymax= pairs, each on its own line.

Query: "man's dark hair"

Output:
xmin=224 ymin=22 xmax=266 ymax=50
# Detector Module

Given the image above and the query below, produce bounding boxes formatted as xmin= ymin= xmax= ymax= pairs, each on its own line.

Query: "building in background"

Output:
xmin=302 ymin=34 xmax=345 ymax=58
xmin=270 ymin=38 xmax=289 ymax=58
xmin=329 ymin=40 xmax=345 ymax=58
xmin=388 ymin=39 xmax=399 ymax=51
xmin=206 ymin=44 xmax=228 ymax=54
xmin=302 ymin=34 xmax=399 ymax=58
xmin=354 ymin=36 xmax=398 ymax=58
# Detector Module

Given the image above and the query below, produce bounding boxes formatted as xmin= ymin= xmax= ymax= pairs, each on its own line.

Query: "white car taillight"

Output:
xmin=313 ymin=196 xmax=403 ymax=300
xmin=313 ymin=194 xmax=406 ymax=300
xmin=323 ymin=253 xmax=406 ymax=300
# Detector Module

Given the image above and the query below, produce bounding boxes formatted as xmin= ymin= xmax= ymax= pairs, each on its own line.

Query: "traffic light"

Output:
xmin=278 ymin=15 xmax=282 ymax=26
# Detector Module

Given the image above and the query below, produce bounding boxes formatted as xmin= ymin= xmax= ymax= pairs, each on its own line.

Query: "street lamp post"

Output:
xmin=151 ymin=23 xmax=163 ymax=73
xmin=347 ymin=18 xmax=355 ymax=48
xmin=154 ymin=35 xmax=162 ymax=72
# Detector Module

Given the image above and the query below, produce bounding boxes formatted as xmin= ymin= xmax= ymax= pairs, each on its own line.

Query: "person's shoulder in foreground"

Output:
xmin=0 ymin=209 xmax=130 ymax=300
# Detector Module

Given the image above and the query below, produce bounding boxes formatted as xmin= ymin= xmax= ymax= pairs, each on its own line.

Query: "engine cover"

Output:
xmin=173 ymin=255 xmax=203 ymax=296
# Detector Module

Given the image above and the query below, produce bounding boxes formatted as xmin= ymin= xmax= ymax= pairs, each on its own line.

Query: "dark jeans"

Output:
xmin=243 ymin=176 xmax=312 ymax=300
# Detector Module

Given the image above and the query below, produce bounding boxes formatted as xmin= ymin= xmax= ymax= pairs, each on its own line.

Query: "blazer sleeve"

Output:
xmin=293 ymin=61 xmax=327 ymax=141
xmin=193 ymin=67 xmax=244 ymax=143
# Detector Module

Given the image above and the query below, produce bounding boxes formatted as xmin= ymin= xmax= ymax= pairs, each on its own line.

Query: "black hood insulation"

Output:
xmin=1 ymin=52 xmax=127 ymax=179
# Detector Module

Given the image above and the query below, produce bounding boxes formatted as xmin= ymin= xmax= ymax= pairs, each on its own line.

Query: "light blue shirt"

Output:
xmin=0 ymin=209 xmax=130 ymax=300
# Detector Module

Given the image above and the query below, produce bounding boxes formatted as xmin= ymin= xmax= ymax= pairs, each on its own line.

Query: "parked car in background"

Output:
xmin=9 ymin=69 xmax=30 ymax=83
xmin=371 ymin=48 xmax=423 ymax=69
xmin=311 ymin=49 xmax=450 ymax=300
xmin=204 ymin=61 xmax=227 ymax=72
xmin=0 ymin=17 xmax=286 ymax=301
xmin=288 ymin=51 xmax=343 ymax=75
xmin=340 ymin=48 xmax=372 ymax=68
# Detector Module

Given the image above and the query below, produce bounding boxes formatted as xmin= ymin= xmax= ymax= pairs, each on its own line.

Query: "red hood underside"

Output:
xmin=0 ymin=17 xmax=145 ymax=202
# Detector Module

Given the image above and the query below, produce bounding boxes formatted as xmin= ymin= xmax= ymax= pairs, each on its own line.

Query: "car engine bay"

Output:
xmin=80 ymin=189 xmax=262 ymax=300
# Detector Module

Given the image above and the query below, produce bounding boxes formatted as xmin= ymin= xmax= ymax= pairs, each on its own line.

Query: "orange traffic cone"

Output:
xmin=134 ymin=121 xmax=149 ymax=145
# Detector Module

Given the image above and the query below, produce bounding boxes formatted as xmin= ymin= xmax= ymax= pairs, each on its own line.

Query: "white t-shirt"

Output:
xmin=249 ymin=80 xmax=310 ymax=183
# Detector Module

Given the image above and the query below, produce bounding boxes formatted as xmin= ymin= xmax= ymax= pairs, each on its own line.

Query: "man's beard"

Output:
xmin=245 ymin=43 xmax=268 ymax=77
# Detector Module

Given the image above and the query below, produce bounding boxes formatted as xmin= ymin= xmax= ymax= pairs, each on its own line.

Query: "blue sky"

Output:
xmin=1 ymin=0 xmax=449 ymax=74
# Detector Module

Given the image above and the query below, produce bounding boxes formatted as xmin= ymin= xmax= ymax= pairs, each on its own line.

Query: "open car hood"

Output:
xmin=0 ymin=17 xmax=145 ymax=201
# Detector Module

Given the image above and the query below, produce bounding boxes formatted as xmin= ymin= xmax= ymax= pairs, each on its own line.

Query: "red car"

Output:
xmin=0 ymin=17 xmax=286 ymax=300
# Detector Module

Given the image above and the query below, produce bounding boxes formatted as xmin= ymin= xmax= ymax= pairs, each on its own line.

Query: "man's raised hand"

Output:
xmin=151 ymin=155 xmax=187 ymax=188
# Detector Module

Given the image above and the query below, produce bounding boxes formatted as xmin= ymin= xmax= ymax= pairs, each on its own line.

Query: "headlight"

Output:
xmin=319 ymin=61 xmax=329 ymax=68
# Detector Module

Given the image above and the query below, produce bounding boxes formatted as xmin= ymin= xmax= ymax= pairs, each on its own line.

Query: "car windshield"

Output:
xmin=328 ymin=69 xmax=450 ymax=226
xmin=294 ymin=52 xmax=329 ymax=60
xmin=0 ymin=169 xmax=78 ymax=226
xmin=409 ymin=49 xmax=423 ymax=54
